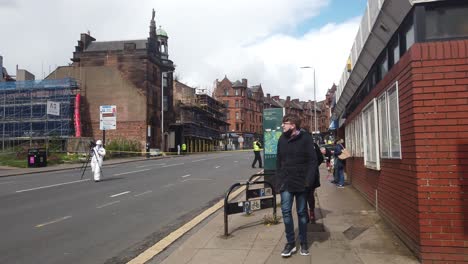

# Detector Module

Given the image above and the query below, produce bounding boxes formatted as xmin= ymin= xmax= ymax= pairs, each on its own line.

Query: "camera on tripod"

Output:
xmin=88 ymin=141 xmax=96 ymax=155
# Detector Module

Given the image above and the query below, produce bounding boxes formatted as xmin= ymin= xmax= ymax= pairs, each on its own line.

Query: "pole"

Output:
xmin=161 ymin=71 xmax=164 ymax=152
xmin=314 ymin=69 xmax=317 ymax=133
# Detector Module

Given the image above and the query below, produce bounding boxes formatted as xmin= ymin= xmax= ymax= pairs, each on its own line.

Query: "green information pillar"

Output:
xmin=263 ymin=108 xmax=284 ymax=190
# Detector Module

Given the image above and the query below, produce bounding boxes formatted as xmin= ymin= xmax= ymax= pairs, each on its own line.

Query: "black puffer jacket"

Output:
xmin=275 ymin=130 xmax=318 ymax=192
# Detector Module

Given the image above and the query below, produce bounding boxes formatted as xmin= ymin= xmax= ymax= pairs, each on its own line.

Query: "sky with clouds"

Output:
xmin=0 ymin=0 xmax=367 ymax=101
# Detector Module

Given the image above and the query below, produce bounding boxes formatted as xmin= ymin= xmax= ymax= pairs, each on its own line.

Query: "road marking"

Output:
xmin=162 ymin=183 xmax=175 ymax=188
xmin=181 ymin=174 xmax=191 ymax=178
xmin=134 ymin=190 xmax=152 ymax=197
xmin=191 ymin=158 xmax=206 ymax=162
xmin=36 ymin=216 xmax=72 ymax=228
xmin=136 ymin=163 xmax=166 ymax=168
xmin=113 ymin=169 xmax=150 ymax=176
xmin=127 ymin=176 xmax=257 ymax=264
xmin=110 ymin=191 xmax=130 ymax=198
xmin=161 ymin=163 xmax=184 ymax=168
xmin=0 ymin=181 xmax=14 ymax=185
xmin=16 ymin=179 xmax=90 ymax=193
xmin=181 ymin=178 xmax=212 ymax=183
xmin=97 ymin=200 xmax=120 ymax=209
xmin=215 ymin=166 xmax=220 ymax=169
xmin=234 ymin=161 xmax=239 ymax=163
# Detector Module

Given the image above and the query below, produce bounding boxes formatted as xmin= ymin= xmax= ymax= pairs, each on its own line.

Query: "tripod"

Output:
xmin=80 ymin=147 xmax=103 ymax=180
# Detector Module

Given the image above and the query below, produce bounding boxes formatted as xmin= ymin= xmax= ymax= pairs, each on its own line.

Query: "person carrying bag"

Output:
xmin=338 ymin=144 xmax=351 ymax=160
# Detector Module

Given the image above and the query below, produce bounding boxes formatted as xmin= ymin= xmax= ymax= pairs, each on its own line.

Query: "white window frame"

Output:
xmin=378 ymin=82 xmax=401 ymax=159
xmin=362 ymin=99 xmax=380 ymax=170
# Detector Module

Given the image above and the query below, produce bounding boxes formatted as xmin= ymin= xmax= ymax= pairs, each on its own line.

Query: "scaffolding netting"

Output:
xmin=0 ymin=78 xmax=78 ymax=143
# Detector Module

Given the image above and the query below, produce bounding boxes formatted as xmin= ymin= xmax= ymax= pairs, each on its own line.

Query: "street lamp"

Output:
xmin=161 ymin=70 xmax=173 ymax=152
xmin=300 ymin=66 xmax=317 ymax=134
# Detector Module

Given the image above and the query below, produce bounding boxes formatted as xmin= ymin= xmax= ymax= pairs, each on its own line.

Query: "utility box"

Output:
xmin=27 ymin=148 xmax=47 ymax=167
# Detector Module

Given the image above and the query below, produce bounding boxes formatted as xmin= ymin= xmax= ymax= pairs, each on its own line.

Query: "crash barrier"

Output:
xmin=27 ymin=148 xmax=47 ymax=167
xmin=224 ymin=175 xmax=276 ymax=236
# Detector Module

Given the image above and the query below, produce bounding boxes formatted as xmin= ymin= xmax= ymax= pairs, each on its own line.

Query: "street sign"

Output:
xmin=263 ymin=108 xmax=284 ymax=170
xmin=100 ymin=105 xmax=117 ymax=130
xmin=47 ymin=100 xmax=60 ymax=116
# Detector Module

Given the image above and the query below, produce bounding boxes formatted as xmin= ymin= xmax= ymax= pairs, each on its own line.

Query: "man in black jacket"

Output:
xmin=276 ymin=114 xmax=318 ymax=257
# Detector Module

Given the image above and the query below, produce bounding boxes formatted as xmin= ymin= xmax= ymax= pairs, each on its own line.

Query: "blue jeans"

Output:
xmin=280 ymin=190 xmax=308 ymax=244
xmin=338 ymin=167 xmax=345 ymax=186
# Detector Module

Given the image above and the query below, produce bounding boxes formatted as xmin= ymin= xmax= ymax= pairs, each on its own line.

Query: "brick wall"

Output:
xmin=344 ymin=40 xmax=468 ymax=263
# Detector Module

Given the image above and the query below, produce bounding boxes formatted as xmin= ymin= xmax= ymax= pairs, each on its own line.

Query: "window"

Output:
xmin=425 ymin=4 xmax=468 ymax=40
xmin=223 ymin=100 xmax=229 ymax=107
xmin=380 ymin=55 xmax=388 ymax=79
xmin=235 ymin=100 xmax=239 ymax=108
xmin=235 ymin=89 xmax=239 ymax=96
xmin=235 ymin=112 xmax=239 ymax=120
xmin=236 ymin=123 xmax=239 ymax=130
xmin=405 ymin=23 xmax=415 ymax=50
xmin=378 ymin=82 xmax=401 ymax=159
xmin=362 ymin=99 xmax=380 ymax=170
xmin=224 ymin=89 xmax=229 ymax=96
xmin=389 ymin=38 xmax=400 ymax=68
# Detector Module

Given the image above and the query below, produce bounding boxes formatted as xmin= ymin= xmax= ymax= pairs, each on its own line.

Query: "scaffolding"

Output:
xmin=0 ymin=78 xmax=79 ymax=150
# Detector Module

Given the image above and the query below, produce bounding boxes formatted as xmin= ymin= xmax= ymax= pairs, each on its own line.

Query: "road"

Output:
xmin=0 ymin=151 xmax=260 ymax=264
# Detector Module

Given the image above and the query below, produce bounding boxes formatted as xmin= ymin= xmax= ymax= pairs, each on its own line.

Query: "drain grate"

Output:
xmin=343 ymin=225 xmax=369 ymax=240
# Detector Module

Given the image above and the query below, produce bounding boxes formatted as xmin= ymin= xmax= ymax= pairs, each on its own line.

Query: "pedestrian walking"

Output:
xmin=276 ymin=114 xmax=318 ymax=257
xmin=307 ymin=141 xmax=323 ymax=223
xmin=333 ymin=138 xmax=346 ymax=188
xmin=321 ymin=146 xmax=333 ymax=179
xmin=181 ymin=143 xmax=187 ymax=155
xmin=91 ymin=140 xmax=106 ymax=182
xmin=251 ymin=137 xmax=263 ymax=168
xmin=177 ymin=144 xmax=181 ymax=155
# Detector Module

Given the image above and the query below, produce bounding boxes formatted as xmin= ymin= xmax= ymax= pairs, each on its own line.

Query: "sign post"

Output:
xmin=100 ymin=105 xmax=117 ymax=145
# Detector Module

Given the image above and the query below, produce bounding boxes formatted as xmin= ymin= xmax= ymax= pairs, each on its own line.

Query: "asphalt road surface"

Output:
xmin=0 ymin=151 xmax=261 ymax=264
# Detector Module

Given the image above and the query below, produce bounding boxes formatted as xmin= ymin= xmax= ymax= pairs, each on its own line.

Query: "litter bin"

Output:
xmin=27 ymin=148 xmax=47 ymax=167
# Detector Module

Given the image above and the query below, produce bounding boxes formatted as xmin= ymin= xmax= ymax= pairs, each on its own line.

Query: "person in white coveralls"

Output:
xmin=91 ymin=140 xmax=106 ymax=182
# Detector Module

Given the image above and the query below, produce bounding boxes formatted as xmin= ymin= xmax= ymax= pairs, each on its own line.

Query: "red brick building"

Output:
xmin=213 ymin=77 xmax=263 ymax=149
xmin=48 ymin=10 xmax=175 ymax=150
xmin=332 ymin=1 xmax=468 ymax=262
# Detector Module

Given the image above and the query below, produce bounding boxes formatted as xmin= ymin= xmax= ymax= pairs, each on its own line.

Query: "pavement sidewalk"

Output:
xmin=154 ymin=167 xmax=420 ymax=264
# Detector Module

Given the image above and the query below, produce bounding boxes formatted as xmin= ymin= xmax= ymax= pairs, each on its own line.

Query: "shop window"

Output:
xmin=362 ymin=99 xmax=380 ymax=170
xmin=378 ymin=82 xmax=401 ymax=159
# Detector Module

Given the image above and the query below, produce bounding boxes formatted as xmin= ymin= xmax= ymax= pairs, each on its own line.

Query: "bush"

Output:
xmin=105 ymin=138 xmax=141 ymax=158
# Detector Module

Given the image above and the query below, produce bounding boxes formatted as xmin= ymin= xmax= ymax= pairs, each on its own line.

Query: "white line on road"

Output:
xmin=134 ymin=190 xmax=152 ymax=197
xmin=110 ymin=191 xmax=130 ymax=198
xmin=136 ymin=163 xmax=166 ymax=168
xmin=16 ymin=179 xmax=90 ymax=193
xmin=97 ymin=201 xmax=120 ymax=209
xmin=215 ymin=166 xmax=220 ymax=169
xmin=181 ymin=174 xmax=191 ymax=178
xmin=0 ymin=181 xmax=15 ymax=185
xmin=234 ymin=161 xmax=239 ymax=163
xmin=162 ymin=183 xmax=175 ymax=188
xmin=113 ymin=169 xmax=150 ymax=176
xmin=191 ymin=158 xmax=207 ymax=162
xmin=181 ymin=178 xmax=212 ymax=183
xmin=36 ymin=216 xmax=72 ymax=228
xmin=161 ymin=163 xmax=184 ymax=168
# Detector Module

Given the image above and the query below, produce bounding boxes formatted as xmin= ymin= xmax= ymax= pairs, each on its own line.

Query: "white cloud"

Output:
xmin=0 ymin=0 xmax=359 ymax=101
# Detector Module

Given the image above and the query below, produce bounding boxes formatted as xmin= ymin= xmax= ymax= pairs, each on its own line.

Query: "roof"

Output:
xmin=157 ymin=26 xmax=168 ymax=37
xmin=85 ymin=39 xmax=147 ymax=52
xmin=232 ymin=80 xmax=244 ymax=88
